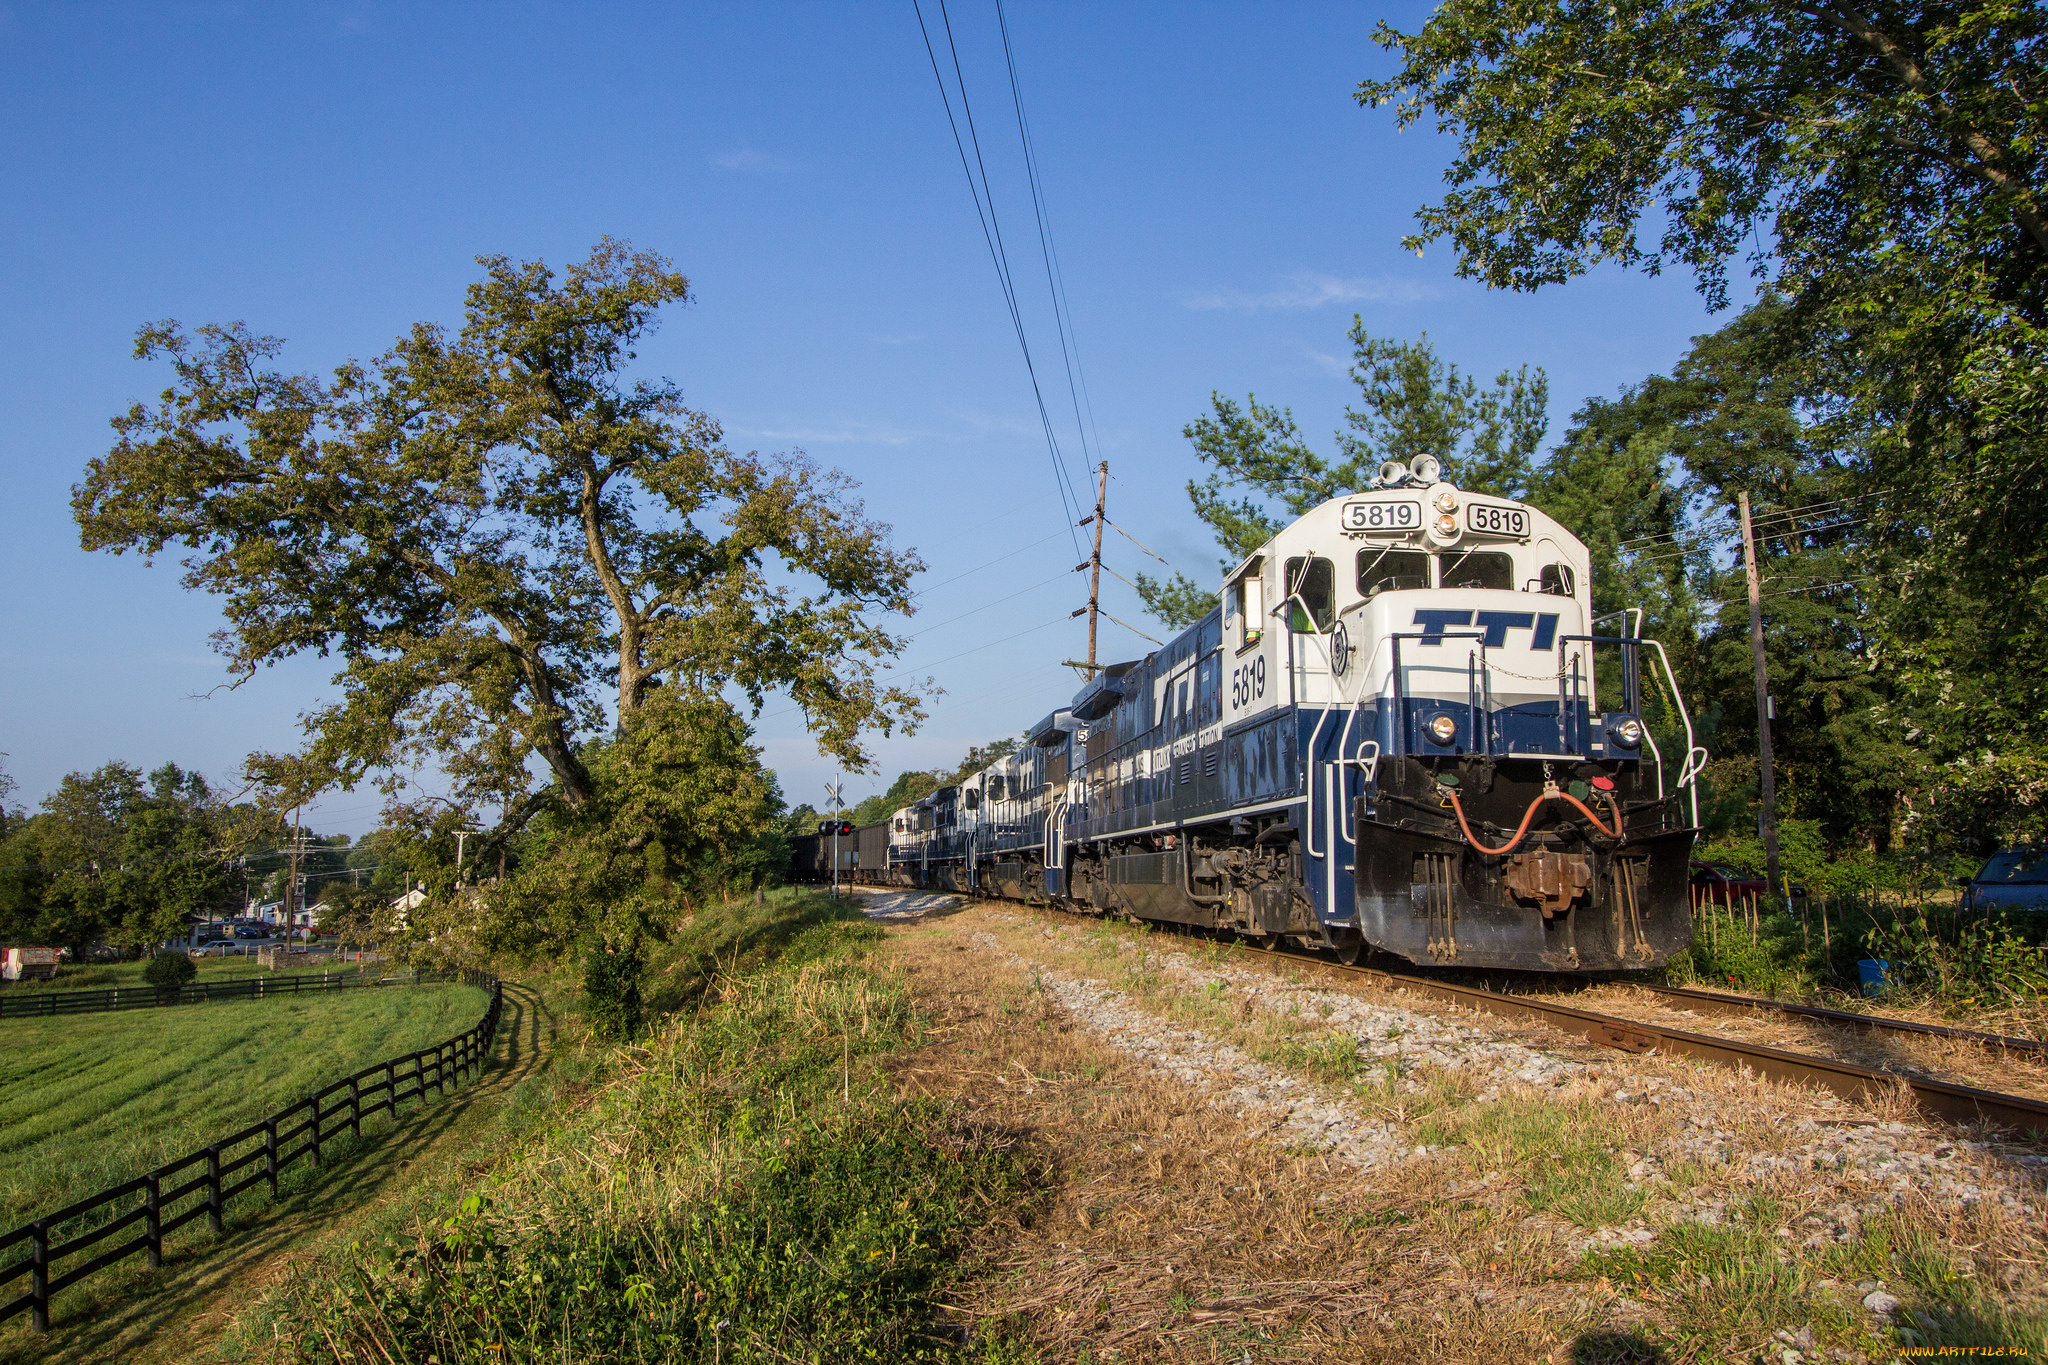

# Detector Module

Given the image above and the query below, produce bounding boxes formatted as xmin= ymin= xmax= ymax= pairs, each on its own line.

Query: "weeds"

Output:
xmin=281 ymin=901 xmax=1039 ymax=1364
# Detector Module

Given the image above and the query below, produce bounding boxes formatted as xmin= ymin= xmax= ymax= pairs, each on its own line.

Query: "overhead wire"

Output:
xmin=910 ymin=0 xmax=1088 ymax=555
xmin=994 ymin=0 xmax=1100 ymax=489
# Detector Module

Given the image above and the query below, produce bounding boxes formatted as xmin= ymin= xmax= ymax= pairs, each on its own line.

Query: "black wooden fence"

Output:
xmin=0 ymin=970 xmax=503 ymax=1331
xmin=0 ymin=968 xmax=466 ymax=1021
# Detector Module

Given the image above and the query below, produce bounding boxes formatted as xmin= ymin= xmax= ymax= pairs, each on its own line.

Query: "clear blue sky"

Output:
xmin=0 ymin=2 xmax=1731 ymax=833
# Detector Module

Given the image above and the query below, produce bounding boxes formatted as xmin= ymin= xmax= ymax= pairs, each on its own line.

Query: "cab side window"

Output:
xmin=1282 ymin=556 xmax=1335 ymax=632
xmin=1537 ymin=563 xmax=1576 ymax=597
xmin=1438 ymin=549 xmax=1514 ymax=591
xmin=1228 ymin=556 xmax=1265 ymax=651
xmin=1356 ymin=547 xmax=1431 ymax=599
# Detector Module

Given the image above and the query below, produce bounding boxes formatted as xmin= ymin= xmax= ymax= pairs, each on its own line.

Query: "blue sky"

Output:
xmin=0 ymin=2 xmax=1733 ymax=832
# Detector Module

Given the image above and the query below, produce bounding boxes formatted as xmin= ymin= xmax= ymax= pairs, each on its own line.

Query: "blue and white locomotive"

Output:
xmin=882 ymin=455 xmax=1706 ymax=971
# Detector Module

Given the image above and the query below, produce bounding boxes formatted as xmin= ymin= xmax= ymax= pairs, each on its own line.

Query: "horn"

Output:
xmin=1378 ymin=459 xmax=1409 ymax=487
xmin=1409 ymin=454 xmax=1443 ymax=484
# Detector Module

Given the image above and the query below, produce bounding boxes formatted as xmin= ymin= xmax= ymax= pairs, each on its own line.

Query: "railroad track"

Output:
xmin=1226 ymin=942 xmax=2048 ymax=1137
xmin=930 ymin=892 xmax=2048 ymax=1138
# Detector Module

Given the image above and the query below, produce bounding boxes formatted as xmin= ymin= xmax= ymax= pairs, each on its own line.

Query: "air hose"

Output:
xmin=1444 ymin=784 xmax=1622 ymax=856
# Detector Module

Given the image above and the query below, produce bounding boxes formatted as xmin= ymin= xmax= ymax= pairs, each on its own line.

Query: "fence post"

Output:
xmin=385 ymin=1059 xmax=397 ymax=1121
xmin=29 ymin=1219 xmax=48 ymax=1331
xmin=206 ymin=1146 xmax=223 ymax=1234
xmin=309 ymin=1094 xmax=322 ymax=1169
xmin=145 ymin=1171 xmax=162 ymax=1268
xmin=265 ymin=1118 xmax=279 ymax=1194
xmin=349 ymin=1075 xmax=362 ymax=1140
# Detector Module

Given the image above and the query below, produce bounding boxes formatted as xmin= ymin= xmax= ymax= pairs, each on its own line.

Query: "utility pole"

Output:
xmin=824 ymin=777 xmax=844 ymax=898
xmin=454 ymin=829 xmax=482 ymax=886
xmin=1064 ymin=461 xmax=1111 ymax=679
xmin=284 ymin=804 xmax=302 ymax=942
xmin=1738 ymin=492 xmax=1783 ymax=900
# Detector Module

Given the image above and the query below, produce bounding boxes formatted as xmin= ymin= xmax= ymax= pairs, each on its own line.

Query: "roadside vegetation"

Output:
xmin=257 ymin=889 xmax=1039 ymax=1365
xmin=0 ymin=981 xmax=487 ymax=1229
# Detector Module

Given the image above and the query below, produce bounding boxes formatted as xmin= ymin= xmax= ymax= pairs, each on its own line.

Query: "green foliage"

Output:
xmin=583 ymin=943 xmax=645 ymax=1043
xmin=76 ymin=238 xmax=925 ymax=864
xmin=141 ymin=949 xmax=196 ymax=990
xmin=481 ymin=695 xmax=789 ymax=956
xmin=1130 ymin=570 xmax=1214 ymax=630
xmin=0 ymin=761 xmax=240 ymax=959
xmin=1359 ymin=0 xmax=2048 ymax=849
xmin=286 ymin=913 xmax=1035 ymax=1364
xmin=1147 ymin=323 xmax=1548 ymax=627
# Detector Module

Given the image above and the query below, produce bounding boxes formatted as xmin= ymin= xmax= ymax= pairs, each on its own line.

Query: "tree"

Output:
xmin=75 ymin=240 xmax=926 ymax=858
xmin=1359 ymin=0 xmax=2048 ymax=846
xmin=0 ymin=762 xmax=236 ymax=958
xmin=482 ymin=693 xmax=790 ymax=954
xmin=1137 ymin=321 xmax=1546 ymax=625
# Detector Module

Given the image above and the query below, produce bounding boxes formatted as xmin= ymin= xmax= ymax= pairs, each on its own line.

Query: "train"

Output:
xmin=790 ymin=455 xmax=1707 ymax=972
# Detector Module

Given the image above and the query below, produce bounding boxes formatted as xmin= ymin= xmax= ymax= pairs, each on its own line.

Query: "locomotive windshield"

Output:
xmin=1283 ymin=555 xmax=1335 ymax=631
xmin=1357 ymin=547 xmax=1430 ymax=598
xmin=1438 ymin=549 xmax=1514 ymax=590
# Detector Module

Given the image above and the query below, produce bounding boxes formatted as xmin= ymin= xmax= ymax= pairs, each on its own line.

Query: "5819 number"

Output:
xmin=1231 ymin=657 xmax=1266 ymax=709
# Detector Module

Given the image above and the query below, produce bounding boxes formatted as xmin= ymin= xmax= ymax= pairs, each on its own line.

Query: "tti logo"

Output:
xmin=1412 ymin=609 xmax=1560 ymax=650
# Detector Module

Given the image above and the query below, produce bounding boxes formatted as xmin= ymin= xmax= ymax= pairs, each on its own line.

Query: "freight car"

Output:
xmin=849 ymin=457 xmax=1705 ymax=972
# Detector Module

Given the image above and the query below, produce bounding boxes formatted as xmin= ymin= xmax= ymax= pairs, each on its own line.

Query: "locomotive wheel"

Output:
xmin=1333 ymin=938 xmax=1367 ymax=966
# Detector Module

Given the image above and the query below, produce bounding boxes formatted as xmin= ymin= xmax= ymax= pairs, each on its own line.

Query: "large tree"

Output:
xmin=1138 ymin=321 xmax=1547 ymax=626
xmin=76 ymin=241 xmax=926 ymax=852
xmin=1360 ymin=0 xmax=2048 ymax=849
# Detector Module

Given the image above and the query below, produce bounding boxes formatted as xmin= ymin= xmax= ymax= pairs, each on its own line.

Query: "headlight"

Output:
xmin=1611 ymin=718 xmax=1643 ymax=748
xmin=1434 ymin=490 xmax=1459 ymax=514
xmin=1427 ymin=714 xmax=1458 ymax=745
xmin=1434 ymin=513 xmax=1458 ymax=536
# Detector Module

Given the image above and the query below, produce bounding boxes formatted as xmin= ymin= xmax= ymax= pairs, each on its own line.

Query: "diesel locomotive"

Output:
xmin=796 ymin=456 xmax=1706 ymax=972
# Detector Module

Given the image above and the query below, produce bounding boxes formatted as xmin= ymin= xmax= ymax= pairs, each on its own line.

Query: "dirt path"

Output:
xmin=868 ymin=895 xmax=2048 ymax=1362
xmin=5 ymin=981 xmax=560 ymax=1365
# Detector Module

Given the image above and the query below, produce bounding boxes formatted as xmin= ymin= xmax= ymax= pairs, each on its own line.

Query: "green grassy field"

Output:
xmin=0 ymin=982 xmax=488 ymax=1230
xmin=0 ymin=952 xmax=378 ymax=994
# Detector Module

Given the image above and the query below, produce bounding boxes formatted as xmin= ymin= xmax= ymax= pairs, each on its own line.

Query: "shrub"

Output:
xmin=142 ymin=950 xmax=197 ymax=991
xmin=583 ymin=943 xmax=644 ymax=1042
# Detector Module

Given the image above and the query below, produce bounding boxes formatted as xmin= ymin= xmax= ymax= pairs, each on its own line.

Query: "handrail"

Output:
xmin=0 ymin=970 xmax=502 ymax=1332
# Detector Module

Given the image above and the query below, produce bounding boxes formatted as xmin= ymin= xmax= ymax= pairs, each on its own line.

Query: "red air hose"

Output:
xmin=1445 ymin=787 xmax=1624 ymax=855
xmin=1445 ymin=790 xmax=1547 ymax=856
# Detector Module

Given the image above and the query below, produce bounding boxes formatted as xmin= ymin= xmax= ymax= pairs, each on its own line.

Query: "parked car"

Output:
xmin=1688 ymin=861 xmax=1806 ymax=908
xmin=1962 ymin=851 xmax=2048 ymax=912
xmin=192 ymin=939 xmax=246 ymax=957
xmin=232 ymin=926 xmax=271 ymax=940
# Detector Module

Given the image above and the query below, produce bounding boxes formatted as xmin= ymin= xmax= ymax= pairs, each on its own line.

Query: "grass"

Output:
xmin=270 ymin=891 xmax=1041 ymax=1364
xmin=1420 ymin=1095 xmax=1650 ymax=1230
xmin=1580 ymin=1196 xmax=2048 ymax=1360
xmin=0 ymin=980 xmax=488 ymax=1230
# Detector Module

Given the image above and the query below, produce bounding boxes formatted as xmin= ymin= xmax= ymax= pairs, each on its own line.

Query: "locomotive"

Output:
xmin=796 ymin=456 xmax=1706 ymax=972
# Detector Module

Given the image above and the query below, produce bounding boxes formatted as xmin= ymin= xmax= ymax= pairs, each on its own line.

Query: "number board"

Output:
xmin=1465 ymin=502 xmax=1531 ymax=539
xmin=1340 ymin=500 xmax=1421 ymax=533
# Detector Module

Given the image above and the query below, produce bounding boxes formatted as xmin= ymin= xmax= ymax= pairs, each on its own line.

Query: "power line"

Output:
xmin=994 ymin=0 xmax=1100 ymax=491
xmin=910 ymin=0 xmax=1088 ymax=555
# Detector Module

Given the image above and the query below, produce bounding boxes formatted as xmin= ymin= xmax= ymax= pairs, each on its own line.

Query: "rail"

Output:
xmin=1232 ymin=945 xmax=2048 ymax=1135
xmin=1013 ymin=899 xmax=2048 ymax=1138
xmin=0 ymin=970 xmax=502 ymax=1332
xmin=0 ymin=967 xmax=462 ymax=1021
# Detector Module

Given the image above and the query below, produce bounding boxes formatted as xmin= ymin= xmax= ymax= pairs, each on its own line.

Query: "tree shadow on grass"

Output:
xmin=0 ymin=982 xmax=556 ymax=1365
xmin=1572 ymin=1329 xmax=1669 ymax=1364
